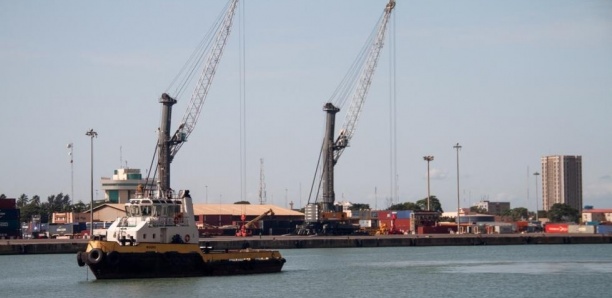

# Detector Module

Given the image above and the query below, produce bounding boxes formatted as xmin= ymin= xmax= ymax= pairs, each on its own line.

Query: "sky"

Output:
xmin=1 ymin=0 xmax=611 ymax=212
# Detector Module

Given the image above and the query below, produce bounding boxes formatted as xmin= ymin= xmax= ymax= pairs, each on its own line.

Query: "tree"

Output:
xmin=17 ymin=194 xmax=29 ymax=208
xmin=548 ymin=203 xmax=579 ymax=223
xmin=388 ymin=202 xmax=421 ymax=211
xmin=416 ymin=196 xmax=443 ymax=212
xmin=72 ymin=201 xmax=87 ymax=212
xmin=349 ymin=203 xmax=370 ymax=211
xmin=0 ymin=194 xmax=6 ymax=200
xmin=470 ymin=206 xmax=487 ymax=214
xmin=504 ymin=207 xmax=529 ymax=221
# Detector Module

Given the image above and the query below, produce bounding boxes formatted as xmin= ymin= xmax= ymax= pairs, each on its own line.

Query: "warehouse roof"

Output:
xmin=91 ymin=203 xmax=303 ymax=217
xmin=193 ymin=204 xmax=303 ymax=217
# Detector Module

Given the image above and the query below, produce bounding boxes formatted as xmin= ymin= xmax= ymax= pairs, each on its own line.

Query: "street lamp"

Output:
xmin=86 ymin=129 xmax=98 ymax=238
xmin=423 ymin=156 xmax=434 ymax=211
xmin=453 ymin=143 xmax=462 ymax=233
xmin=67 ymin=143 xmax=74 ymax=207
xmin=533 ymin=172 xmax=540 ymax=221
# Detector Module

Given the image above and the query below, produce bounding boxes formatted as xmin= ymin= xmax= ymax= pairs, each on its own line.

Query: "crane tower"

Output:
xmin=320 ymin=0 xmax=395 ymax=212
xmin=156 ymin=0 xmax=239 ymax=194
xmin=300 ymin=0 xmax=395 ymax=235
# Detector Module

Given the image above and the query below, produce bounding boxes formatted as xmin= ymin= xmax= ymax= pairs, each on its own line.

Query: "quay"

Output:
xmin=1 ymin=234 xmax=611 ymax=255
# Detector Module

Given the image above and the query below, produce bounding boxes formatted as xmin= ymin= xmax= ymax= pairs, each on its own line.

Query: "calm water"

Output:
xmin=1 ymin=244 xmax=612 ymax=297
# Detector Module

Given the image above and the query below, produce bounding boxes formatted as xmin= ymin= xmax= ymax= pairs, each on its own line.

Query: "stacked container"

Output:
xmin=0 ymin=199 xmax=21 ymax=239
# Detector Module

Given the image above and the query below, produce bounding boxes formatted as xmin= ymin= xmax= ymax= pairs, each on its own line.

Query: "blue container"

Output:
xmin=0 ymin=209 xmax=20 ymax=220
xmin=396 ymin=210 xmax=412 ymax=219
xmin=596 ymin=225 xmax=612 ymax=234
xmin=0 ymin=219 xmax=21 ymax=230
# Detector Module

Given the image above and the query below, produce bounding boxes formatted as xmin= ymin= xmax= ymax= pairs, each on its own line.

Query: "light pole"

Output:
xmin=67 ymin=143 xmax=74 ymax=207
xmin=453 ymin=143 xmax=462 ymax=233
xmin=533 ymin=172 xmax=540 ymax=221
xmin=86 ymin=129 xmax=98 ymax=238
xmin=205 ymin=185 xmax=208 ymax=204
xmin=423 ymin=156 xmax=434 ymax=211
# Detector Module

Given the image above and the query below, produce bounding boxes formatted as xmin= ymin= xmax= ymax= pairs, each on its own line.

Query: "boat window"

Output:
xmin=130 ymin=205 xmax=141 ymax=216
xmin=141 ymin=206 xmax=151 ymax=216
xmin=153 ymin=205 xmax=163 ymax=217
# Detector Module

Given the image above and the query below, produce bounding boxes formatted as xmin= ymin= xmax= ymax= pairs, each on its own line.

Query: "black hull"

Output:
xmin=78 ymin=251 xmax=285 ymax=279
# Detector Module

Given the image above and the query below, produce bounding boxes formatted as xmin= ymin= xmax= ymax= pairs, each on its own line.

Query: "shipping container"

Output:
xmin=568 ymin=225 xmax=595 ymax=234
xmin=394 ymin=218 xmax=411 ymax=232
xmin=0 ymin=199 xmax=16 ymax=209
xmin=376 ymin=210 xmax=391 ymax=219
xmin=48 ymin=223 xmax=85 ymax=237
xmin=494 ymin=225 xmax=514 ymax=234
xmin=359 ymin=220 xmax=372 ymax=228
xmin=396 ymin=210 xmax=412 ymax=219
xmin=0 ymin=230 xmax=21 ymax=239
xmin=352 ymin=210 xmax=373 ymax=220
xmin=201 ymin=214 xmax=232 ymax=227
xmin=0 ymin=219 xmax=21 ymax=230
xmin=596 ymin=225 xmax=612 ymax=234
xmin=0 ymin=209 xmax=20 ymax=220
xmin=545 ymin=223 xmax=569 ymax=233
xmin=418 ymin=226 xmax=457 ymax=234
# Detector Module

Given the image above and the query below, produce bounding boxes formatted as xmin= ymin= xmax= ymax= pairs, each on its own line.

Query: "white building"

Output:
xmin=100 ymin=168 xmax=154 ymax=204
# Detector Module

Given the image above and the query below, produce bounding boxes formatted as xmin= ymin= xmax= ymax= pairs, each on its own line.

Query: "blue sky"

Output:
xmin=1 ymin=0 xmax=611 ymax=212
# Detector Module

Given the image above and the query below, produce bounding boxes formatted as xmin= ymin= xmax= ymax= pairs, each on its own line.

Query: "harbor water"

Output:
xmin=1 ymin=244 xmax=612 ymax=297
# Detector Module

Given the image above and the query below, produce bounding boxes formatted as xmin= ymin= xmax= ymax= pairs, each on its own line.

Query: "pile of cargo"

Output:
xmin=0 ymin=198 xmax=21 ymax=239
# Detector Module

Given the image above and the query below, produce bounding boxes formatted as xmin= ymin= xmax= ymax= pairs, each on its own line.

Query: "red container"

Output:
xmin=418 ymin=226 xmax=457 ymax=234
xmin=0 ymin=199 xmax=16 ymax=209
xmin=394 ymin=218 xmax=411 ymax=232
xmin=545 ymin=223 xmax=569 ymax=233
xmin=203 ymin=214 xmax=232 ymax=227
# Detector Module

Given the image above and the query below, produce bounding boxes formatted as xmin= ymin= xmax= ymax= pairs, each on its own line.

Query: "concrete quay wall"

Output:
xmin=210 ymin=234 xmax=612 ymax=250
xmin=1 ymin=234 xmax=611 ymax=255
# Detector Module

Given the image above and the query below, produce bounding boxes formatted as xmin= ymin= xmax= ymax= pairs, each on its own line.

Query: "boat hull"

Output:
xmin=77 ymin=241 xmax=285 ymax=279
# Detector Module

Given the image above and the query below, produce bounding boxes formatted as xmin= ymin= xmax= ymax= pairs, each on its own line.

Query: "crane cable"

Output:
xmin=328 ymin=12 xmax=387 ymax=110
xmin=166 ymin=2 xmax=230 ymax=98
xmin=388 ymin=9 xmax=398 ymax=205
xmin=147 ymin=0 xmax=236 ymax=195
xmin=239 ymin=0 xmax=247 ymax=207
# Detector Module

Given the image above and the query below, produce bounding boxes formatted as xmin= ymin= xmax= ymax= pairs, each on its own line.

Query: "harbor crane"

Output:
xmin=300 ymin=0 xmax=396 ymax=235
xmin=154 ymin=0 xmax=239 ymax=194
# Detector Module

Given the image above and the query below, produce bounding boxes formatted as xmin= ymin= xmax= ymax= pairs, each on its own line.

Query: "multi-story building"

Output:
xmin=541 ymin=155 xmax=583 ymax=212
xmin=100 ymin=168 xmax=155 ymax=204
xmin=475 ymin=200 xmax=511 ymax=215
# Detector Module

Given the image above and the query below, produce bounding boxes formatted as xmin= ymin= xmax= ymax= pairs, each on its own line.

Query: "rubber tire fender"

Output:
xmin=87 ymin=248 xmax=105 ymax=265
xmin=76 ymin=252 xmax=85 ymax=267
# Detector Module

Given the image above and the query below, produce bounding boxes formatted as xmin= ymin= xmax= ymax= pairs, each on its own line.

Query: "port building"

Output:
xmin=475 ymin=200 xmax=511 ymax=215
xmin=100 ymin=168 xmax=154 ymax=204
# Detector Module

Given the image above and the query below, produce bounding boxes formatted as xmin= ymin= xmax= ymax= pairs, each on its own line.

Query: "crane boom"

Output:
xmin=333 ymin=0 xmax=395 ymax=162
xmin=318 ymin=0 xmax=395 ymax=213
xmin=168 ymin=0 xmax=240 ymax=161
xmin=157 ymin=0 xmax=239 ymax=193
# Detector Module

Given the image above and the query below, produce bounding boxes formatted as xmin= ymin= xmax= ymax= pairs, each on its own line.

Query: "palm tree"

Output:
xmin=17 ymin=194 xmax=29 ymax=208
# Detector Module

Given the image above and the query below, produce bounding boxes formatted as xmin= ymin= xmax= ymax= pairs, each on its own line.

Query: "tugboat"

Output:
xmin=76 ymin=95 xmax=287 ymax=279
xmin=76 ymin=0 xmax=285 ymax=279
